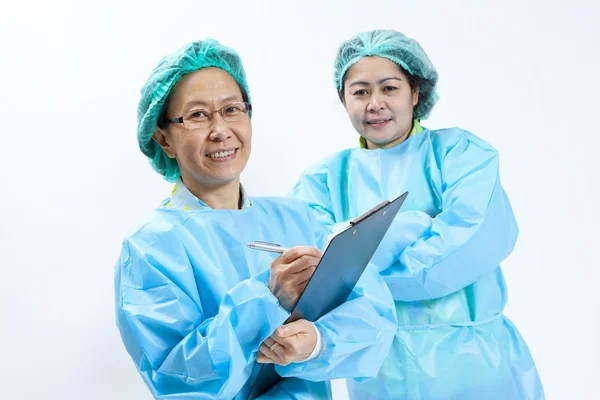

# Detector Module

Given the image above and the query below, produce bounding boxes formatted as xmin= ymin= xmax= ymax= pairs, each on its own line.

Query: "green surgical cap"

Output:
xmin=137 ymin=39 xmax=251 ymax=182
xmin=334 ymin=29 xmax=439 ymax=120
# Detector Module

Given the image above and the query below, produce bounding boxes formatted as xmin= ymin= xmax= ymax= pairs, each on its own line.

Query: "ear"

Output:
xmin=339 ymin=89 xmax=347 ymax=106
xmin=152 ymin=127 xmax=177 ymax=159
xmin=412 ymin=86 xmax=420 ymax=107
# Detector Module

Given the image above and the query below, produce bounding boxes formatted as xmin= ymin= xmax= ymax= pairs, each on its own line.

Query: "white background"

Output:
xmin=0 ymin=0 xmax=598 ymax=399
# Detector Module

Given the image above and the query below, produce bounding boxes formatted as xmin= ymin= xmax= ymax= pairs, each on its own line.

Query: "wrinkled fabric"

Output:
xmin=164 ymin=179 xmax=252 ymax=210
xmin=334 ymin=29 xmax=438 ymax=119
xmin=115 ymin=197 xmax=397 ymax=399
xmin=290 ymin=128 xmax=544 ymax=399
xmin=257 ymin=378 xmax=330 ymax=399
xmin=137 ymin=39 xmax=252 ymax=182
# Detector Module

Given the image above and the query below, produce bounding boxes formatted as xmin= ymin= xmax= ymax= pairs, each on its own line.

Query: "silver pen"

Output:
xmin=247 ymin=241 xmax=289 ymax=254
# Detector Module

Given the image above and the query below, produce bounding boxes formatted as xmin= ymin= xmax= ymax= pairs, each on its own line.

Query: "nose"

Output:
xmin=208 ymin=114 xmax=233 ymax=142
xmin=366 ymin=92 xmax=385 ymax=112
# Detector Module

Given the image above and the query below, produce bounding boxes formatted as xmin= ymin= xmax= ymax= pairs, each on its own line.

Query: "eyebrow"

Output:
xmin=349 ymin=77 xmax=403 ymax=87
xmin=183 ymin=95 xmax=242 ymax=109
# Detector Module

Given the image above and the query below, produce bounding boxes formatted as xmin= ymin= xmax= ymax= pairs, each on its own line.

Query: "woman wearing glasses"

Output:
xmin=114 ymin=39 xmax=396 ymax=400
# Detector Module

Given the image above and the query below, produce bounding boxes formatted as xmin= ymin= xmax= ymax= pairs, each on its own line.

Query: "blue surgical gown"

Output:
xmin=114 ymin=197 xmax=397 ymax=399
xmin=290 ymin=128 xmax=545 ymax=399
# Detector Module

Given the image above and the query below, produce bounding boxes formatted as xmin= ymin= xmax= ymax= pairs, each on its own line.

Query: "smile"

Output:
xmin=366 ymin=118 xmax=392 ymax=126
xmin=205 ymin=148 xmax=237 ymax=160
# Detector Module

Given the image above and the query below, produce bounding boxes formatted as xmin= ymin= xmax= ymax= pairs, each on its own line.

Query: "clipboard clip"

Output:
xmin=348 ymin=200 xmax=390 ymax=226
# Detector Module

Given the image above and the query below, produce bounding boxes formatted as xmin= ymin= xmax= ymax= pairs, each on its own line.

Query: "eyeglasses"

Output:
xmin=162 ymin=102 xmax=252 ymax=129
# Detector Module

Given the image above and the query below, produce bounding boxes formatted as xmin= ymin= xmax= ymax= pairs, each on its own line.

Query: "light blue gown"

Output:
xmin=291 ymin=128 xmax=545 ymax=399
xmin=115 ymin=197 xmax=396 ymax=399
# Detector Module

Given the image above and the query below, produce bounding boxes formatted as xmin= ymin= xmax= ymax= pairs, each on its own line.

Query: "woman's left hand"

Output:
xmin=257 ymin=319 xmax=317 ymax=366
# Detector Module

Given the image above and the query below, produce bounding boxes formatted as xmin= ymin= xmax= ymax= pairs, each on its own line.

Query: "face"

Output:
xmin=153 ymin=67 xmax=251 ymax=188
xmin=343 ymin=56 xmax=419 ymax=149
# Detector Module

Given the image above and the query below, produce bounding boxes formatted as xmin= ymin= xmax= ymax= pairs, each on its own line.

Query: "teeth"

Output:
xmin=208 ymin=150 xmax=235 ymax=158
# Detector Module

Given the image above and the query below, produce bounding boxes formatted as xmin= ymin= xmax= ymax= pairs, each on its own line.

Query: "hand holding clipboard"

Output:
xmin=243 ymin=192 xmax=409 ymax=399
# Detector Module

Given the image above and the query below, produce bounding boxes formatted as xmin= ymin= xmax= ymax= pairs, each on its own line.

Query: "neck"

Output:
xmin=366 ymin=121 xmax=413 ymax=150
xmin=182 ymin=175 xmax=241 ymax=210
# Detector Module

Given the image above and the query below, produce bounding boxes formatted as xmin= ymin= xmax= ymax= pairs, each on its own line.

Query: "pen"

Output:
xmin=247 ymin=241 xmax=289 ymax=254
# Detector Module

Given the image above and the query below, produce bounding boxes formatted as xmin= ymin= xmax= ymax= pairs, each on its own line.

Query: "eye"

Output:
xmin=188 ymin=110 xmax=209 ymax=120
xmin=353 ymin=89 xmax=368 ymax=96
xmin=224 ymin=104 xmax=244 ymax=115
xmin=383 ymin=86 xmax=398 ymax=92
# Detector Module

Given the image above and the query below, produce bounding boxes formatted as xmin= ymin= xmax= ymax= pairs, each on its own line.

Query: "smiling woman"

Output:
xmin=152 ymin=67 xmax=253 ymax=209
xmin=113 ymin=38 xmax=398 ymax=400
xmin=342 ymin=56 xmax=420 ymax=149
xmin=291 ymin=29 xmax=545 ymax=400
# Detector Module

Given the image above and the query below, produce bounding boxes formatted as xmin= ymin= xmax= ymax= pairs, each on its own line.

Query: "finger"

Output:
xmin=292 ymin=265 xmax=316 ymax=285
xmin=259 ymin=343 xmax=270 ymax=357
xmin=273 ymin=323 xmax=294 ymax=339
xmin=260 ymin=342 xmax=273 ymax=355
xmin=287 ymin=255 xmax=320 ymax=274
xmin=269 ymin=341 xmax=287 ymax=360
xmin=267 ymin=341 xmax=294 ymax=365
xmin=278 ymin=247 xmax=302 ymax=264
xmin=257 ymin=342 xmax=290 ymax=366
xmin=273 ymin=321 xmax=306 ymax=340
xmin=292 ymin=256 xmax=320 ymax=273
xmin=257 ymin=353 xmax=275 ymax=364
xmin=294 ymin=276 xmax=313 ymax=293
xmin=262 ymin=337 xmax=276 ymax=349
xmin=260 ymin=342 xmax=282 ymax=360
xmin=268 ymin=340 xmax=280 ymax=353
xmin=300 ymin=246 xmax=323 ymax=258
xmin=279 ymin=246 xmax=322 ymax=264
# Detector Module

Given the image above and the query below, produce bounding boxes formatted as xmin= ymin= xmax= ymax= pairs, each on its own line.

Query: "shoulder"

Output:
xmin=121 ymin=207 xmax=191 ymax=253
xmin=300 ymin=148 xmax=354 ymax=177
xmin=427 ymin=127 xmax=498 ymax=162
xmin=429 ymin=127 xmax=495 ymax=151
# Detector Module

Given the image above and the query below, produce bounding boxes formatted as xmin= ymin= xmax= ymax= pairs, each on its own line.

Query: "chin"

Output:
xmin=188 ymin=168 xmax=239 ymax=187
xmin=365 ymin=134 xmax=395 ymax=145
xmin=212 ymin=171 xmax=241 ymax=184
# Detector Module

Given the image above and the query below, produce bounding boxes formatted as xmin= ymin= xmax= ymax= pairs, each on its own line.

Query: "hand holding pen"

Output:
xmin=248 ymin=241 xmax=321 ymax=312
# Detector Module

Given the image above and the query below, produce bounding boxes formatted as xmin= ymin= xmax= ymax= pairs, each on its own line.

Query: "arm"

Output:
xmin=290 ymin=162 xmax=337 ymax=232
xmin=380 ymin=130 xmax=519 ymax=301
xmin=273 ymin=207 xmax=397 ymax=382
xmin=115 ymin=235 xmax=290 ymax=400
xmin=275 ymin=264 xmax=396 ymax=381
xmin=289 ymin=130 xmax=518 ymax=303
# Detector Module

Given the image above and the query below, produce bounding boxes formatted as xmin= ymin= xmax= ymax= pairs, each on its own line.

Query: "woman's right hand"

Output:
xmin=269 ymin=246 xmax=322 ymax=311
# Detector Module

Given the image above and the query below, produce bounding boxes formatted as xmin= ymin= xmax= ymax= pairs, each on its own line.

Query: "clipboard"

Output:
xmin=244 ymin=192 xmax=409 ymax=399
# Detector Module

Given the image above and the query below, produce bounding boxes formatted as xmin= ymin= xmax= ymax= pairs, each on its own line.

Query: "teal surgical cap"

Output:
xmin=137 ymin=39 xmax=252 ymax=182
xmin=334 ymin=29 xmax=439 ymax=120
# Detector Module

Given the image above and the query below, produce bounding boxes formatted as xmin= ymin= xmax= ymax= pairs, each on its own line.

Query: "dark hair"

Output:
xmin=338 ymin=62 xmax=425 ymax=103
